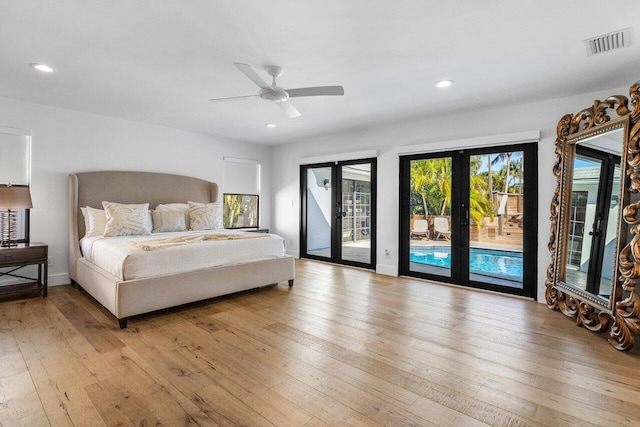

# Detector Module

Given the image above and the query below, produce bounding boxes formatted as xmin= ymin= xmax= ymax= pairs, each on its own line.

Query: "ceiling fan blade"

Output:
xmin=208 ymin=94 xmax=259 ymax=102
xmin=287 ymin=86 xmax=344 ymax=98
xmin=276 ymin=101 xmax=301 ymax=118
xmin=234 ymin=62 xmax=270 ymax=89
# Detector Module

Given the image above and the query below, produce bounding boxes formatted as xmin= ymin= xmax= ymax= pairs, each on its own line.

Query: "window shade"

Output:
xmin=0 ymin=131 xmax=30 ymax=185
xmin=223 ymin=158 xmax=260 ymax=195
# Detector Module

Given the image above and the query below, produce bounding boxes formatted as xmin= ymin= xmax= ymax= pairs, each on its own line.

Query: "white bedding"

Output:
xmin=80 ymin=230 xmax=286 ymax=281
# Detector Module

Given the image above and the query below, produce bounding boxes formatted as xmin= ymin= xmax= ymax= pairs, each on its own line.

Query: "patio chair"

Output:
xmin=433 ymin=216 xmax=451 ymax=240
xmin=410 ymin=219 xmax=429 ymax=240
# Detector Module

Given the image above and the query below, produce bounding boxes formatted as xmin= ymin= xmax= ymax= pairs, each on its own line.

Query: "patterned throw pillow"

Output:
xmin=155 ymin=203 xmax=190 ymax=229
xmin=188 ymin=201 xmax=222 ymax=231
xmin=152 ymin=209 xmax=187 ymax=233
xmin=102 ymin=201 xmax=151 ymax=237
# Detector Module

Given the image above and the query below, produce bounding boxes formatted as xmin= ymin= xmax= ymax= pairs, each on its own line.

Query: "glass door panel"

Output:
xmin=408 ymin=156 xmax=452 ymax=278
xmin=565 ymin=153 xmax=603 ymax=291
xmin=599 ymin=163 xmax=621 ymax=297
xmin=301 ymin=159 xmax=376 ymax=269
xmin=341 ymin=163 xmax=372 ymax=264
xmin=567 ymin=146 xmax=621 ymax=299
xmin=400 ymin=143 xmax=537 ymax=298
xmin=469 ymin=151 xmax=524 ymax=288
xmin=305 ymin=166 xmax=332 ymax=259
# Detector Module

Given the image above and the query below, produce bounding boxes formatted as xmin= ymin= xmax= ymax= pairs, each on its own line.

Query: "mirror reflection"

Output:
xmin=564 ymin=129 xmax=622 ymax=300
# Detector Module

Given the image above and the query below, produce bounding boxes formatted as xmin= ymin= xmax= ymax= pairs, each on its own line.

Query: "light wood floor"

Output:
xmin=2 ymin=259 xmax=640 ymax=426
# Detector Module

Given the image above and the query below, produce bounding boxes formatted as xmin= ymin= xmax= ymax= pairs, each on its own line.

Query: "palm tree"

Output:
xmin=410 ymin=156 xmax=492 ymax=229
xmin=410 ymin=158 xmax=452 ymax=216
xmin=469 ymin=156 xmax=494 ymax=228
xmin=491 ymin=152 xmax=513 ymax=194
xmin=429 ymin=158 xmax=451 ymax=215
xmin=410 ymin=160 xmax=432 ymax=216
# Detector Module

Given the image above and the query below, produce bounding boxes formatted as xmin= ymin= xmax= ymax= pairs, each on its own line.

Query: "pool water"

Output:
xmin=410 ymin=246 xmax=523 ymax=280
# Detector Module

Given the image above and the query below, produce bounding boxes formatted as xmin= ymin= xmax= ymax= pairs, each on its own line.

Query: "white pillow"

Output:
xmin=152 ymin=209 xmax=187 ymax=233
xmin=188 ymin=201 xmax=222 ymax=231
xmin=80 ymin=206 xmax=108 ymax=238
xmin=155 ymin=203 xmax=190 ymax=229
xmin=102 ymin=201 xmax=151 ymax=237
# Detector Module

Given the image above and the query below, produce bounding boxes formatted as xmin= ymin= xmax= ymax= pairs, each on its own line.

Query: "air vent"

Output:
xmin=584 ymin=28 xmax=631 ymax=56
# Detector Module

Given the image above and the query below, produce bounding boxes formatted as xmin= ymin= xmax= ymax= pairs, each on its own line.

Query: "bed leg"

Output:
xmin=288 ymin=279 xmax=294 ymax=287
xmin=118 ymin=318 xmax=128 ymax=329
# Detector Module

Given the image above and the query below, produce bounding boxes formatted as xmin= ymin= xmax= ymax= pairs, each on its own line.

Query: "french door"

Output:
xmin=565 ymin=145 xmax=621 ymax=298
xmin=399 ymin=144 xmax=537 ymax=298
xmin=300 ymin=159 xmax=376 ymax=269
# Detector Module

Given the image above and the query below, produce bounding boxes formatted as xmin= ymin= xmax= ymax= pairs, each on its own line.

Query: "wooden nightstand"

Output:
xmin=0 ymin=243 xmax=48 ymax=300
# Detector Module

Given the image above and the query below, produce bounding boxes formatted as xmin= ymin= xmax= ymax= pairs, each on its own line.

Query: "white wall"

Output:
xmin=0 ymin=96 xmax=272 ymax=286
xmin=270 ymin=84 xmax=631 ymax=303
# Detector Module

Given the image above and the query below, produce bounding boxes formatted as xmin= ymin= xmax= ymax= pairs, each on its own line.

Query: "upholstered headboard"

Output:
xmin=68 ymin=171 xmax=219 ymax=281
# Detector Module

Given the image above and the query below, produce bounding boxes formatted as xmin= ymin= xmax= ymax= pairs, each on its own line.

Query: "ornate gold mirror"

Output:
xmin=547 ymin=81 xmax=640 ymax=351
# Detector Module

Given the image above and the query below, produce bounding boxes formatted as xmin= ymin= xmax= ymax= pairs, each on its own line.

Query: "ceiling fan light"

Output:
xmin=29 ymin=63 xmax=56 ymax=73
xmin=435 ymin=79 xmax=453 ymax=88
xmin=259 ymin=87 xmax=289 ymax=102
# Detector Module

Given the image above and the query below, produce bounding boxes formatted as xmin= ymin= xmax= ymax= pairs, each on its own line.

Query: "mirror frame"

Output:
xmin=547 ymin=81 xmax=640 ymax=351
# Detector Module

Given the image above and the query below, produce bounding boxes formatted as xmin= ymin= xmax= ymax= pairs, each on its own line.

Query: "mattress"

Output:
xmin=80 ymin=230 xmax=286 ymax=281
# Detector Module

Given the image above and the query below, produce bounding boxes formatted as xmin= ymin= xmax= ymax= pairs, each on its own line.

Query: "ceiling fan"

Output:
xmin=208 ymin=62 xmax=344 ymax=118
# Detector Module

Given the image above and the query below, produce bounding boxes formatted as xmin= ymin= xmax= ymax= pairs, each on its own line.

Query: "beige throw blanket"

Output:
xmin=129 ymin=233 xmax=270 ymax=251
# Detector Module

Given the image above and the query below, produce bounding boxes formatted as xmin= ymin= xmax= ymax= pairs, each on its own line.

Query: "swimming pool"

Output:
xmin=410 ymin=246 xmax=523 ymax=281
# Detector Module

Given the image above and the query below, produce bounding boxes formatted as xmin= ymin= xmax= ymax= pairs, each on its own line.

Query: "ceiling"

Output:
xmin=1 ymin=1 xmax=639 ymax=145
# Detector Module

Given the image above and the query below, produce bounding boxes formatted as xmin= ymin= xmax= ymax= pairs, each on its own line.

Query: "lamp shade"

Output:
xmin=0 ymin=185 xmax=33 ymax=209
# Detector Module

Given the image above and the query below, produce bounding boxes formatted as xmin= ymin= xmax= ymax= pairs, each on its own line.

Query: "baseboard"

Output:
xmin=49 ymin=273 xmax=71 ymax=286
xmin=286 ymin=250 xmax=300 ymax=258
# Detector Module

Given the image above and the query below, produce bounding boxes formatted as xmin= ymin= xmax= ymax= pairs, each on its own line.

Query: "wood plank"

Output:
xmin=49 ymin=291 xmax=125 ymax=354
xmin=2 ymin=259 xmax=640 ymax=425
xmin=0 ymin=299 xmax=42 ymax=330
xmin=0 ymin=366 xmax=47 ymax=425
xmin=263 ymin=322 xmax=536 ymax=426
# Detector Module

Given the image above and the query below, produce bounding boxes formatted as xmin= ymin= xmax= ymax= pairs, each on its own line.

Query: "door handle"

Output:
xmin=461 ymin=209 xmax=468 ymax=227
xmin=589 ymin=219 xmax=603 ymax=237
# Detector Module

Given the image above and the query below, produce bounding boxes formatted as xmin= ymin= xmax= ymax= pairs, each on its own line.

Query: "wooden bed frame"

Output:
xmin=68 ymin=171 xmax=294 ymax=328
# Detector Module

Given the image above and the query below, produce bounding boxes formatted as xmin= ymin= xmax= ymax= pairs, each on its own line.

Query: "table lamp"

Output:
xmin=0 ymin=184 xmax=33 ymax=247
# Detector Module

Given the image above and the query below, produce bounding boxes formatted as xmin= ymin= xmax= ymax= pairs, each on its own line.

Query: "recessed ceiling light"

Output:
xmin=435 ymin=79 xmax=453 ymax=88
xmin=265 ymin=123 xmax=277 ymax=128
xmin=29 ymin=63 xmax=56 ymax=73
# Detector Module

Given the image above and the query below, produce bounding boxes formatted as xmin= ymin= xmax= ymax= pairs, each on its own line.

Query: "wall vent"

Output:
xmin=584 ymin=28 xmax=631 ymax=56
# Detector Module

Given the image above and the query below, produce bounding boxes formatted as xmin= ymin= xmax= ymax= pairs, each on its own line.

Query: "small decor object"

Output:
xmin=0 ymin=183 xmax=32 ymax=247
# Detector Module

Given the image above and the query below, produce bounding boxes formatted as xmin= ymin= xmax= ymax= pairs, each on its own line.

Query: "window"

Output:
xmin=223 ymin=194 xmax=259 ymax=228
xmin=223 ymin=157 xmax=260 ymax=229
xmin=0 ymin=128 xmax=31 ymax=243
xmin=567 ymin=191 xmax=587 ymax=268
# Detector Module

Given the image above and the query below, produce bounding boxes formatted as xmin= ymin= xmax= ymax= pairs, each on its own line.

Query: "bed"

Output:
xmin=68 ymin=171 xmax=294 ymax=328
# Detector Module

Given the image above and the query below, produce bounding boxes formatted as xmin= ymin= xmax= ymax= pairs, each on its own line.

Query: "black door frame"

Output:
xmin=399 ymin=143 xmax=538 ymax=299
xmin=300 ymin=158 xmax=377 ymax=270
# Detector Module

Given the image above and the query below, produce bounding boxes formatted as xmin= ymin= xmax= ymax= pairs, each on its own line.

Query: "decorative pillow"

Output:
xmin=102 ymin=201 xmax=151 ymax=237
xmin=152 ymin=209 xmax=187 ymax=233
xmin=80 ymin=206 xmax=108 ymax=238
xmin=188 ymin=201 xmax=222 ymax=231
xmin=155 ymin=203 xmax=190 ymax=229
